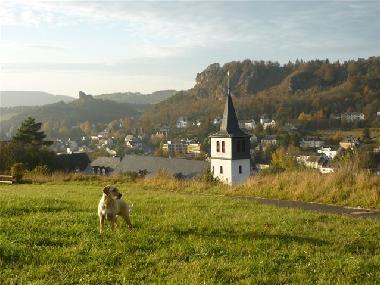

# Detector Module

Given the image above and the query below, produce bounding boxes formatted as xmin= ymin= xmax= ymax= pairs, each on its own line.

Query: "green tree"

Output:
xmin=271 ymin=146 xmax=299 ymax=170
xmin=13 ymin=117 xmax=52 ymax=147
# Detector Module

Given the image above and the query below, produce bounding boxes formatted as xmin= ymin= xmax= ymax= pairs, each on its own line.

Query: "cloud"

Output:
xmin=2 ymin=1 xmax=378 ymax=54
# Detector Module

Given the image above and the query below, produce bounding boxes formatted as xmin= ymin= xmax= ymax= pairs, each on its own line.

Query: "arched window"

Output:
xmin=222 ymin=141 xmax=225 ymax=153
xmin=220 ymin=166 xmax=223 ymax=174
xmin=242 ymin=140 xmax=246 ymax=152
xmin=216 ymin=141 xmax=220 ymax=152
xmin=237 ymin=140 xmax=241 ymax=152
xmin=239 ymin=165 xmax=242 ymax=174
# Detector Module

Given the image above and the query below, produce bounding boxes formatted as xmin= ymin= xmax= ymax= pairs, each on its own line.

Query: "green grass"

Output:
xmin=1 ymin=183 xmax=379 ymax=284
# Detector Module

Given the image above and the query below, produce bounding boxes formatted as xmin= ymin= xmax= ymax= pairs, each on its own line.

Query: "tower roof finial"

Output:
xmin=227 ymin=71 xmax=230 ymax=96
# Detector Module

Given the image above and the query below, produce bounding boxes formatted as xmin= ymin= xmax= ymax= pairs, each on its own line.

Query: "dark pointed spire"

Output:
xmin=220 ymin=94 xmax=241 ymax=134
xmin=211 ymin=71 xmax=250 ymax=138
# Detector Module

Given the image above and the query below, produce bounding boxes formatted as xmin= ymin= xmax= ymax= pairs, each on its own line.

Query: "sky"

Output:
xmin=0 ymin=0 xmax=379 ymax=97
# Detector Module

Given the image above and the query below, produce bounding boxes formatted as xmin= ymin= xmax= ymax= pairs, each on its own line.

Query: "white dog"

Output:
xmin=98 ymin=185 xmax=133 ymax=234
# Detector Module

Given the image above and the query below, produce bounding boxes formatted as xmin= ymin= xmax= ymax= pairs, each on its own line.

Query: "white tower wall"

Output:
xmin=211 ymin=158 xmax=250 ymax=185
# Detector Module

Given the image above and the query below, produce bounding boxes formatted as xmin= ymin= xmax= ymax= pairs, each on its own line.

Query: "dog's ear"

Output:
xmin=103 ymin=185 xmax=111 ymax=196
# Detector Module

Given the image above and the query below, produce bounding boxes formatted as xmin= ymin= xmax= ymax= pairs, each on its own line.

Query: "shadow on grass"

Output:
xmin=171 ymin=226 xmax=330 ymax=246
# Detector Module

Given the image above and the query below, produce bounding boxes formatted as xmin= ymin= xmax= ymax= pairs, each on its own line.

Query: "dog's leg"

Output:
xmin=122 ymin=214 xmax=133 ymax=230
xmin=99 ymin=215 xmax=105 ymax=235
xmin=110 ymin=215 xmax=117 ymax=231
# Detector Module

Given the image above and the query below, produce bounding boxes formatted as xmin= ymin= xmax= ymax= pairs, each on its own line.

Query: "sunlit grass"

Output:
xmin=0 ymin=183 xmax=379 ymax=284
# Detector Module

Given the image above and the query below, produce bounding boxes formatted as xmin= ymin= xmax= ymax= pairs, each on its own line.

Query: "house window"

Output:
xmin=220 ymin=166 xmax=223 ymax=174
xmin=242 ymin=140 xmax=246 ymax=152
xmin=237 ymin=140 xmax=241 ymax=152
xmin=222 ymin=141 xmax=225 ymax=153
xmin=212 ymin=166 xmax=214 ymax=173
xmin=239 ymin=165 xmax=242 ymax=174
xmin=216 ymin=141 xmax=220 ymax=152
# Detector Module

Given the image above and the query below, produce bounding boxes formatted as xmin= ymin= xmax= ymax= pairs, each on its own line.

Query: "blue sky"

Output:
xmin=1 ymin=0 xmax=379 ymax=97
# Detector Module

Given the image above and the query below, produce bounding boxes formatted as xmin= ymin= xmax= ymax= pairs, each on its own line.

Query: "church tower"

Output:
xmin=210 ymin=72 xmax=251 ymax=185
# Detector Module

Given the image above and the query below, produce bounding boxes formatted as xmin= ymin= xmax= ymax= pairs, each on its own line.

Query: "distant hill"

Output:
xmin=0 ymin=91 xmax=74 ymax=107
xmin=140 ymin=56 xmax=380 ymax=131
xmin=0 ymin=92 xmax=139 ymax=139
xmin=95 ymin=90 xmax=176 ymax=104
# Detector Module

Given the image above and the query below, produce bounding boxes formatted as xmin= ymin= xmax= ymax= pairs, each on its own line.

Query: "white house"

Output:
xmin=261 ymin=135 xmax=279 ymax=147
xmin=192 ymin=120 xmax=201 ymax=127
xmin=125 ymin=135 xmax=142 ymax=150
xmin=260 ymin=115 xmax=271 ymax=125
xmin=300 ymin=137 xmax=325 ymax=148
xmin=341 ymin=112 xmax=365 ymax=122
xmin=210 ymin=92 xmax=251 ymax=186
xmin=317 ymin=146 xmax=341 ymax=160
xmin=176 ymin=117 xmax=189 ymax=128
xmin=263 ymin=120 xmax=276 ymax=130
xmin=239 ymin=119 xmax=256 ymax=130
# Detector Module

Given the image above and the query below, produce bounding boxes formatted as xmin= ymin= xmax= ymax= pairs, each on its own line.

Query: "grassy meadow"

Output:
xmin=1 ymin=183 xmax=380 ymax=284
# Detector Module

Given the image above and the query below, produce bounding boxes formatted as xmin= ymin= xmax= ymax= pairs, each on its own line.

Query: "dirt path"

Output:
xmin=234 ymin=196 xmax=380 ymax=221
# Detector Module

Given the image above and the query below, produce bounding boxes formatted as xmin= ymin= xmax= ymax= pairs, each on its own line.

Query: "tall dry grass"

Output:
xmin=22 ymin=167 xmax=380 ymax=209
xmin=234 ymin=167 xmax=380 ymax=209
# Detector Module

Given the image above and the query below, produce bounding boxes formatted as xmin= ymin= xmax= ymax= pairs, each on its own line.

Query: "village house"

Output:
xmin=125 ymin=135 xmax=143 ymax=150
xmin=56 ymin=153 xmax=91 ymax=172
xmin=239 ymin=119 xmax=256 ymax=130
xmin=162 ymin=139 xmax=202 ymax=155
xmin=191 ymin=120 xmax=201 ymax=127
xmin=260 ymin=135 xmax=279 ymax=147
xmin=66 ymin=139 xmax=79 ymax=154
xmin=162 ymin=140 xmax=187 ymax=154
xmin=113 ymin=155 xmax=208 ymax=179
xmin=317 ymin=146 xmax=341 ymax=160
xmin=263 ymin=119 xmax=276 ymax=130
xmin=297 ymin=155 xmax=329 ymax=170
xmin=300 ymin=136 xmax=325 ymax=148
xmin=330 ymin=114 xmax=341 ymax=120
xmin=187 ymin=143 xmax=202 ymax=154
xmin=339 ymin=136 xmax=359 ymax=150
xmin=260 ymin=115 xmax=271 ymax=125
xmin=341 ymin=112 xmax=365 ymax=122
xmin=176 ymin=117 xmax=189 ymax=129
xmin=153 ymin=126 xmax=170 ymax=139
xmin=90 ymin=156 xmax=121 ymax=175
xmin=373 ymin=146 xmax=380 ymax=153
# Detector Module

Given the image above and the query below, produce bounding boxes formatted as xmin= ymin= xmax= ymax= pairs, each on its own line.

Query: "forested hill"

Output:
xmin=95 ymin=90 xmax=176 ymax=104
xmin=0 ymin=92 xmax=139 ymax=138
xmin=140 ymin=56 xmax=380 ymax=130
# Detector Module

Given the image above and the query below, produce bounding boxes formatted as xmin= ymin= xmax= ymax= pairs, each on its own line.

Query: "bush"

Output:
xmin=11 ymin=163 xmax=25 ymax=183
xmin=30 ymin=165 xmax=51 ymax=175
xmin=198 ymin=167 xmax=218 ymax=183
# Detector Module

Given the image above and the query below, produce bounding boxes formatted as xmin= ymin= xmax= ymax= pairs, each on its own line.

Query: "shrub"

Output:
xmin=198 ymin=167 xmax=218 ymax=183
xmin=31 ymin=165 xmax=51 ymax=175
xmin=11 ymin=163 xmax=25 ymax=183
